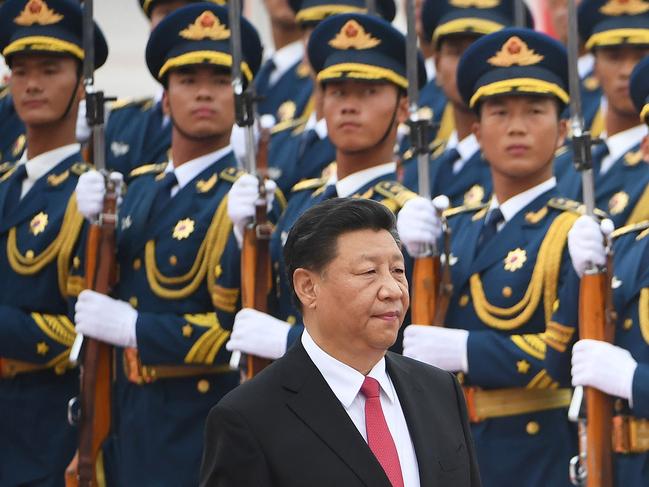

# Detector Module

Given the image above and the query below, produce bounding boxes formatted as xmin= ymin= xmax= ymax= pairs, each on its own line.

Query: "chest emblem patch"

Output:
xmin=504 ymin=248 xmax=527 ymax=272
xmin=173 ymin=218 xmax=195 ymax=240
xmin=608 ymin=191 xmax=629 ymax=216
xmin=29 ymin=212 xmax=48 ymax=236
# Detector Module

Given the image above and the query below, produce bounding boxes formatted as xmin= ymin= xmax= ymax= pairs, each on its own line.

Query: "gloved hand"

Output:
xmin=572 ymin=339 xmax=637 ymax=401
xmin=75 ymin=290 xmax=138 ymax=348
xmin=402 ymin=325 xmax=469 ymax=372
xmin=225 ymin=308 xmax=290 ymax=360
xmin=227 ymin=174 xmax=276 ymax=248
xmin=396 ymin=197 xmax=443 ymax=258
xmin=75 ymin=170 xmax=123 ymax=221
xmin=76 ymin=99 xmax=112 ymax=143
xmin=568 ymin=215 xmax=606 ymax=277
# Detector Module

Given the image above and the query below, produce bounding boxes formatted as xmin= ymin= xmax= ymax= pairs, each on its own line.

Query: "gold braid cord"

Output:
xmin=469 ymin=211 xmax=578 ymax=330
xmin=640 ymin=288 xmax=649 ymax=345
xmin=183 ymin=313 xmax=231 ymax=365
xmin=6 ymin=195 xmax=84 ymax=297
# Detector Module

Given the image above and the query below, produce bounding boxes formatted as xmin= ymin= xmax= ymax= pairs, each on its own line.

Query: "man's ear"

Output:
xmin=472 ymin=119 xmax=482 ymax=145
xmin=162 ymin=89 xmax=170 ymax=116
xmin=557 ymin=117 xmax=568 ymax=150
xmin=293 ymin=268 xmax=318 ymax=310
xmin=396 ymin=92 xmax=409 ymax=125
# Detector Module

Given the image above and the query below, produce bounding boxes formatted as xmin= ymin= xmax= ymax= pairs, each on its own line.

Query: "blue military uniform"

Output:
xmin=0 ymin=1 xmax=107 ymax=484
xmin=72 ymin=5 xmax=268 ymax=485
xmin=0 ymin=86 xmax=25 ymax=163
xmin=450 ymin=28 xmax=580 ymax=486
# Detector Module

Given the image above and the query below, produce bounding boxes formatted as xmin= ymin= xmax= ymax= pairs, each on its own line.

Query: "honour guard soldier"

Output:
xmin=226 ymin=13 xmax=423 ymax=362
xmin=555 ymin=0 xmax=649 ymax=226
xmin=72 ymin=4 xmax=270 ymax=485
xmin=546 ymin=55 xmax=649 ymax=487
xmin=0 ymin=0 xmax=107 ymax=485
xmin=402 ymin=0 xmax=532 ymax=206
xmin=398 ymin=28 xmax=581 ymax=487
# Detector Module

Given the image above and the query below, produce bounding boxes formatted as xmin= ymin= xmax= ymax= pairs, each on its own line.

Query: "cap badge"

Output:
xmin=488 ymin=36 xmax=544 ymax=67
xmin=179 ymin=10 xmax=230 ymax=41
xmin=329 ymin=20 xmax=381 ymax=50
xmin=14 ymin=0 xmax=63 ymax=26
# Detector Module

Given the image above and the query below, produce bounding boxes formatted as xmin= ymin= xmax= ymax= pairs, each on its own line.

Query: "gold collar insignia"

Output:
xmin=329 ymin=20 xmax=381 ymax=50
xmin=179 ymin=11 xmax=230 ymax=41
xmin=14 ymin=0 xmax=63 ymax=26
xmin=488 ymin=36 xmax=544 ymax=67
xmin=600 ymin=0 xmax=649 ymax=16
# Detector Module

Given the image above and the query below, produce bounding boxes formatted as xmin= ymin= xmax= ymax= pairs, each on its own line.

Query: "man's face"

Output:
xmin=10 ymin=54 xmax=81 ymax=126
xmin=323 ymin=80 xmax=408 ymax=153
xmin=150 ymin=0 xmax=192 ymax=30
xmin=263 ymin=0 xmax=297 ymax=27
xmin=435 ymin=35 xmax=477 ymax=107
xmin=475 ymin=95 xmax=566 ymax=182
xmin=164 ymin=65 xmax=235 ymax=140
xmin=308 ymin=229 xmax=409 ymax=356
xmin=595 ymin=45 xmax=649 ymax=118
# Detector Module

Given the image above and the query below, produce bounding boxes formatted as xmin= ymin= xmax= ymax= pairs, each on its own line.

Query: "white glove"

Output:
xmin=227 ymin=174 xmax=276 ymax=248
xmin=225 ymin=308 xmax=290 ymax=360
xmin=76 ymin=99 xmax=112 ymax=143
xmin=402 ymin=325 xmax=469 ymax=372
xmin=75 ymin=170 xmax=123 ymax=221
xmin=572 ymin=339 xmax=637 ymax=401
xmin=397 ymin=197 xmax=443 ymax=258
xmin=75 ymin=290 xmax=138 ymax=348
xmin=568 ymin=215 xmax=606 ymax=277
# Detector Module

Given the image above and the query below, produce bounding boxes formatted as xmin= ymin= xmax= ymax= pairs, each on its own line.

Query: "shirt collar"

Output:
xmin=455 ymin=133 xmax=479 ymax=162
xmin=491 ymin=177 xmax=557 ymax=222
xmin=425 ymin=57 xmax=436 ymax=81
xmin=20 ymin=143 xmax=80 ymax=182
xmin=271 ymin=41 xmax=304 ymax=79
xmin=301 ymin=330 xmax=394 ymax=408
xmin=166 ymin=145 xmax=232 ymax=190
xmin=578 ymin=53 xmax=595 ymax=79
xmin=335 ymin=162 xmax=396 ymax=198
xmin=600 ymin=124 xmax=647 ymax=175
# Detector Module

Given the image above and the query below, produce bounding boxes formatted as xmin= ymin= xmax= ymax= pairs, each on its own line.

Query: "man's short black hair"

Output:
xmin=283 ymin=198 xmax=401 ymax=310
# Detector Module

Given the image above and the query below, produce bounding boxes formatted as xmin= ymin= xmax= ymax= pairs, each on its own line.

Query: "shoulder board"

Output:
xmin=373 ymin=181 xmax=417 ymax=211
xmin=128 ymin=162 xmax=167 ymax=178
xmin=70 ymin=162 xmax=91 ymax=176
xmin=110 ymin=97 xmax=154 ymax=111
xmin=0 ymin=161 xmax=15 ymax=174
xmin=443 ymin=201 xmax=489 ymax=218
xmin=219 ymin=167 xmax=245 ymax=183
xmin=271 ymin=116 xmax=306 ymax=135
xmin=611 ymin=220 xmax=649 ymax=239
xmin=546 ymin=197 xmax=608 ymax=218
xmin=554 ymin=145 xmax=569 ymax=158
xmin=0 ymin=85 xmax=8 ymax=99
xmin=291 ymin=177 xmax=327 ymax=193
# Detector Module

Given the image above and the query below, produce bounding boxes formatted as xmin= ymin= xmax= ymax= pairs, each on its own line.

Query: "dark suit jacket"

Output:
xmin=200 ymin=342 xmax=481 ymax=486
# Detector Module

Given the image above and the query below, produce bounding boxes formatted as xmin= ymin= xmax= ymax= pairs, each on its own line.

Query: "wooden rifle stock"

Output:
xmin=411 ymin=257 xmax=440 ymax=325
xmin=65 ymin=188 xmax=117 ymax=487
xmin=240 ymin=125 xmax=273 ymax=380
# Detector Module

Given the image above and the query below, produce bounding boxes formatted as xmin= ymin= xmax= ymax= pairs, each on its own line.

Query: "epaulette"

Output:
xmin=70 ymin=162 xmax=91 ymax=176
xmin=0 ymin=161 xmax=15 ymax=174
xmin=611 ymin=220 xmax=649 ymax=239
xmin=219 ymin=167 xmax=245 ymax=183
xmin=554 ymin=144 xmax=569 ymax=158
xmin=0 ymin=85 xmax=8 ymax=99
xmin=110 ymin=97 xmax=154 ymax=111
xmin=291 ymin=177 xmax=327 ymax=192
xmin=547 ymin=197 xmax=608 ymax=218
xmin=374 ymin=181 xmax=417 ymax=212
xmin=128 ymin=162 xmax=167 ymax=178
xmin=271 ymin=116 xmax=306 ymax=135
xmin=443 ymin=201 xmax=489 ymax=218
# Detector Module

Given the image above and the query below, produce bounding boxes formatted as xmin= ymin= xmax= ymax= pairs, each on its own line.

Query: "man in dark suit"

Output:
xmin=200 ymin=198 xmax=480 ymax=487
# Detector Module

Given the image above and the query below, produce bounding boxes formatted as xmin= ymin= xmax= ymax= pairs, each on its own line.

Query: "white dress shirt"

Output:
xmin=301 ymin=330 xmax=421 ymax=487
xmin=267 ymin=41 xmax=304 ymax=87
xmin=578 ymin=53 xmax=595 ymax=79
xmin=303 ymin=112 xmax=329 ymax=140
xmin=165 ymin=144 xmax=232 ymax=197
xmin=599 ymin=124 xmax=647 ymax=176
xmin=489 ymin=177 xmax=557 ymax=230
xmin=322 ymin=162 xmax=396 ymax=198
xmin=444 ymin=131 xmax=480 ymax=174
xmin=17 ymin=143 xmax=81 ymax=197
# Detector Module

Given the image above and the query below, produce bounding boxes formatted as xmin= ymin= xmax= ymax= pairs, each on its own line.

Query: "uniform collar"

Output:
xmin=446 ymin=131 xmax=479 ymax=173
xmin=304 ymin=112 xmax=328 ymax=139
xmin=334 ymin=162 xmax=396 ymax=198
xmin=301 ymin=329 xmax=395 ymax=409
xmin=600 ymin=124 xmax=647 ymax=175
xmin=491 ymin=177 xmax=557 ymax=223
xmin=270 ymin=40 xmax=304 ymax=83
xmin=425 ymin=57 xmax=436 ymax=81
xmin=578 ymin=53 xmax=595 ymax=79
xmin=166 ymin=144 xmax=232 ymax=190
xmin=19 ymin=143 xmax=80 ymax=183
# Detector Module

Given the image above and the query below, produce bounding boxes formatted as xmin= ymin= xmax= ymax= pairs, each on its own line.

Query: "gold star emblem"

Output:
xmin=29 ymin=212 xmax=48 ymax=236
xmin=182 ymin=324 xmax=193 ymax=338
xmin=14 ymin=0 xmax=63 ymax=26
xmin=504 ymin=248 xmax=527 ymax=272
xmin=179 ymin=10 xmax=230 ymax=41
xmin=329 ymin=20 xmax=381 ymax=50
xmin=608 ymin=191 xmax=629 ymax=216
xmin=600 ymin=0 xmax=649 ymax=16
xmin=36 ymin=341 xmax=49 ymax=356
xmin=277 ymin=101 xmax=296 ymax=122
xmin=517 ymin=360 xmax=530 ymax=374
xmin=463 ymin=185 xmax=485 ymax=206
xmin=488 ymin=36 xmax=544 ymax=67
xmin=173 ymin=218 xmax=195 ymax=240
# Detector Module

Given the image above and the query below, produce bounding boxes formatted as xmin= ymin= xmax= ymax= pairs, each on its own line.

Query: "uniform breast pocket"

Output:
xmin=437 ymin=442 xmax=467 ymax=472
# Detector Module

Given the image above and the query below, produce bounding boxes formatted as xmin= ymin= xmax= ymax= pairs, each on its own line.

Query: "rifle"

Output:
xmin=229 ymin=0 xmax=273 ymax=380
xmin=404 ymin=0 xmax=451 ymax=326
xmin=365 ymin=0 xmax=377 ymax=16
xmin=566 ymin=0 xmax=616 ymax=483
xmin=65 ymin=1 xmax=117 ymax=485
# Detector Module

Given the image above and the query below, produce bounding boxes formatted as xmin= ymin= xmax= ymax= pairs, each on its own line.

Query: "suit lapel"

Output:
xmin=283 ymin=344 xmax=392 ymax=487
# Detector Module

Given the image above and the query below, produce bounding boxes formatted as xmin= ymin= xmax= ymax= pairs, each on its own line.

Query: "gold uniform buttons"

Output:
xmin=169 ymin=255 xmax=178 ymax=266
xmin=623 ymin=319 xmax=633 ymax=330
xmin=459 ymin=295 xmax=470 ymax=307
xmin=25 ymin=250 xmax=34 ymax=260
xmin=502 ymin=286 xmax=512 ymax=298
xmin=73 ymin=256 xmax=81 ymax=269
xmin=526 ymin=421 xmax=540 ymax=435
xmin=133 ymin=258 xmax=142 ymax=270
xmin=129 ymin=297 xmax=138 ymax=308
xmin=197 ymin=379 xmax=210 ymax=394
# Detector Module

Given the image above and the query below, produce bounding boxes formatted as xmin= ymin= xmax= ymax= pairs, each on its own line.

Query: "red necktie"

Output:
xmin=360 ymin=376 xmax=404 ymax=487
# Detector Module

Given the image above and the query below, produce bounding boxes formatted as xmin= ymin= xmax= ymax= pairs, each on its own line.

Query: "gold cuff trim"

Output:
xmin=158 ymin=51 xmax=253 ymax=82
xmin=586 ymin=29 xmax=649 ymax=50
xmin=526 ymin=369 xmax=559 ymax=389
xmin=3 ymin=36 xmax=84 ymax=61
xmin=317 ymin=63 xmax=408 ymax=89
xmin=470 ymin=77 xmax=569 ymax=108
xmin=511 ymin=334 xmax=546 ymax=360
xmin=184 ymin=315 xmax=230 ymax=365
xmin=640 ymin=288 xmax=649 ymax=345
xmin=211 ymin=285 xmax=240 ymax=313
xmin=543 ymin=321 xmax=576 ymax=352
xmin=432 ymin=18 xmax=504 ymax=45
xmin=31 ymin=313 xmax=76 ymax=347
xmin=295 ymin=5 xmax=365 ymax=23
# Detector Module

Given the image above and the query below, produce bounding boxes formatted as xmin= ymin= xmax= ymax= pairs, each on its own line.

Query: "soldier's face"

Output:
xmin=475 ymin=95 xmax=566 ymax=184
xmin=323 ymin=80 xmax=408 ymax=153
xmin=595 ymin=45 xmax=649 ymax=118
xmin=263 ymin=0 xmax=296 ymax=27
xmin=435 ymin=35 xmax=477 ymax=108
xmin=150 ymin=0 xmax=193 ymax=30
xmin=164 ymin=65 xmax=235 ymax=140
xmin=10 ymin=54 xmax=82 ymax=127
xmin=297 ymin=229 xmax=408 ymax=362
